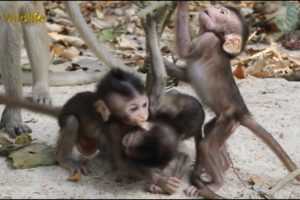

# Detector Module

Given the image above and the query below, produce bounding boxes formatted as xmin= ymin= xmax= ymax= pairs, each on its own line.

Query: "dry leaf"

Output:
xmin=252 ymin=70 xmax=272 ymax=78
xmin=67 ymin=171 xmax=82 ymax=182
xmin=287 ymin=56 xmax=300 ymax=66
xmin=46 ymin=22 xmax=64 ymax=33
xmin=48 ymin=32 xmax=85 ymax=48
xmin=117 ymin=35 xmax=137 ymax=50
xmin=14 ymin=133 xmax=32 ymax=146
xmin=0 ymin=133 xmax=11 ymax=145
xmin=50 ymin=44 xmax=65 ymax=56
xmin=50 ymin=44 xmax=79 ymax=61
xmin=52 ymin=18 xmax=73 ymax=26
xmin=233 ymin=65 xmax=247 ymax=79
xmin=63 ymin=46 xmax=80 ymax=60
xmin=250 ymin=175 xmax=273 ymax=187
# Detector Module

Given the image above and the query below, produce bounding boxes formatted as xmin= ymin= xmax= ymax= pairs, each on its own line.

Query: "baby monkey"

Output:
xmin=164 ymin=1 xmax=300 ymax=195
xmin=0 ymin=68 xmax=149 ymax=175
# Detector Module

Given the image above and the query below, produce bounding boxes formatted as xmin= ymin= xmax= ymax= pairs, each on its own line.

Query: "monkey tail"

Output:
xmin=0 ymin=94 xmax=60 ymax=118
xmin=241 ymin=115 xmax=299 ymax=178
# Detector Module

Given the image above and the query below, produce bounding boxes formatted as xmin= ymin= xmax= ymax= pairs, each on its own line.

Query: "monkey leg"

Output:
xmin=0 ymin=4 xmax=32 ymax=138
xmin=21 ymin=3 xmax=51 ymax=104
xmin=199 ymin=115 xmax=239 ymax=190
xmin=220 ymin=144 xmax=230 ymax=171
xmin=56 ymin=115 xmax=89 ymax=175
xmin=203 ymin=118 xmax=231 ymax=171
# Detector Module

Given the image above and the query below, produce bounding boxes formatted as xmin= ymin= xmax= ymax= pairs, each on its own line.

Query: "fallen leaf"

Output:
xmin=0 ymin=133 xmax=12 ymax=145
xmin=9 ymin=143 xmax=56 ymax=169
xmin=48 ymin=32 xmax=85 ymax=48
xmin=250 ymin=175 xmax=273 ymax=194
xmin=97 ymin=23 xmax=126 ymax=42
xmin=252 ymin=70 xmax=272 ymax=78
xmin=117 ymin=35 xmax=137 ymax=50
xmin=67 ymin=171 xmax=82 ymax=182
xmin=14 ymin=133 xmax=32 ymax=146
xmin=233 ymin=65 xmax=247 ymax=79
xmin=50 ymin=44 xmax=79 ymax=61
xmin=52 ymin=18 xmax=73 ymax=27
xmin=287 ymin=56 xmax=300 ymax=66
xmin=46 ymin=22 xmax=64 ymax=33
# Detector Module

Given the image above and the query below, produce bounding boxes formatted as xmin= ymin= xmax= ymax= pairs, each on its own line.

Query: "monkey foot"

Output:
xmin=26 ymin=93 xmax=52 ymax=105
xmin=0 ymin=118 xmax=32 ymax=138
xmin=29 ymin=84 xmax=52 ymax=105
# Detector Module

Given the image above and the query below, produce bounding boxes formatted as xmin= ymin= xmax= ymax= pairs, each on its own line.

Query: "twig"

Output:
xmin=137 ymin=1 xmax=173 ymax=19
xmin=248 ymin=30 xmax=257 ymax=42
xmin=259 ymin=168 xmax=300 ymax=198
xmin=228 ymin=153 xmax=247 ymax=187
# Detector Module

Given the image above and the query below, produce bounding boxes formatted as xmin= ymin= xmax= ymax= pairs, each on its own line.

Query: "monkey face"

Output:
xmin=198 ymin=6 xmax=243 ymax=55
xmin=124 ymin=94 xmax=149 ymax=125
xmin=99 ymin=93 xmax=149 ymax=127
xmin=198 ymin=6 xmax=241 ymax=36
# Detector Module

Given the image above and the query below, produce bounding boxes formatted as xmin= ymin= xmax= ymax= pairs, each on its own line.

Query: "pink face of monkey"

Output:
xmin=198 ymin=6 xmax=242 ymax=36
xmin=107 ymin=93 xmax=149 ymax=126
xmin=198 ymin=5 xmax=244 ymax=55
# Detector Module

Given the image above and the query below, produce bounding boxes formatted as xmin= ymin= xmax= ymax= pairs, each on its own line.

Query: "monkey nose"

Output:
xmin=204 ymin=9 xmax=209 ymax=15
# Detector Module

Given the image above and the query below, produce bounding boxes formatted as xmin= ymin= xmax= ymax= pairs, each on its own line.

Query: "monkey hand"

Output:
xmin=157 ymin=176 xmax=181 ymax=194
xmin=146 ymin=183 xmax=163 ymax=194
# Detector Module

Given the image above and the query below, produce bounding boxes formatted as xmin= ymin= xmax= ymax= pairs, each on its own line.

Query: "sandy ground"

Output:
xmin=0 ymin=76 xmax=300 ymax=199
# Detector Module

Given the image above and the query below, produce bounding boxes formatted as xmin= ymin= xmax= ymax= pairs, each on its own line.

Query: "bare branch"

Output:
xmin=137 ymin=1 xmax=174 ymax=20
xmin=63 ymin=2 xmax=134 ymax=73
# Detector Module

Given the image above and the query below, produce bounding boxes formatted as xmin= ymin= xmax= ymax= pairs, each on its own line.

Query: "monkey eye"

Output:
xmin=220 ymin=8 xmax=227 ymax=15
xmin=142 ymin=102 xmax=147 ymax=108
xmin=129 ymin=106 xmax=138 ymax=113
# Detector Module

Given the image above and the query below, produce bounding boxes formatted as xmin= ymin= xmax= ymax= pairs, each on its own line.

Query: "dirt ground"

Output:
xmin=0 ymin=75 xmax=300 ymax=199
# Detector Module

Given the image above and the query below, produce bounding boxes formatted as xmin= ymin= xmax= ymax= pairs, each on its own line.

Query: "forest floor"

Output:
xmin=0 ymin=71 xmax=300 ymax=199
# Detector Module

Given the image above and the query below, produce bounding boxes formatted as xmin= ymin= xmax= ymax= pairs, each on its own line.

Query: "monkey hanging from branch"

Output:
xmin=163 ymin=1 xmax=300 ymax=196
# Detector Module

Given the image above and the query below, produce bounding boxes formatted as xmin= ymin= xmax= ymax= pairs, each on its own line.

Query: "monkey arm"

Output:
xmin=163 ymin=59 xmax=188 ymax=82
xmin=176 ymin=2 xmax=192 ymax=59
xmin=144 ymin=17 xmax=168 ymax=115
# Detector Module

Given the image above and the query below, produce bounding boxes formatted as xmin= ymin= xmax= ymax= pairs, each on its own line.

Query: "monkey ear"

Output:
xmin=223 ymin=34 xmax=242 ymax=55
xmin=95 ymin=100 xmax=111 ymax=122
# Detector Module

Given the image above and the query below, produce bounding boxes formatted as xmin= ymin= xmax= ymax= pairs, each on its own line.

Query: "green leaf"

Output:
xmin=97 ymin=23 xmax=126 ymax=42
xmin=275 ymin=1 xmax=299 ymax=33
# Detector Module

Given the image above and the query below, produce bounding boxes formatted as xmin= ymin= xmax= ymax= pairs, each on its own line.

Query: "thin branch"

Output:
xmin=259 ymin=168 xmax=300 ymax=198
xmin=137 ymin=1 xmax=173 ymax=19
xmin=63 ymin=1 xmax=136 ymax=73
